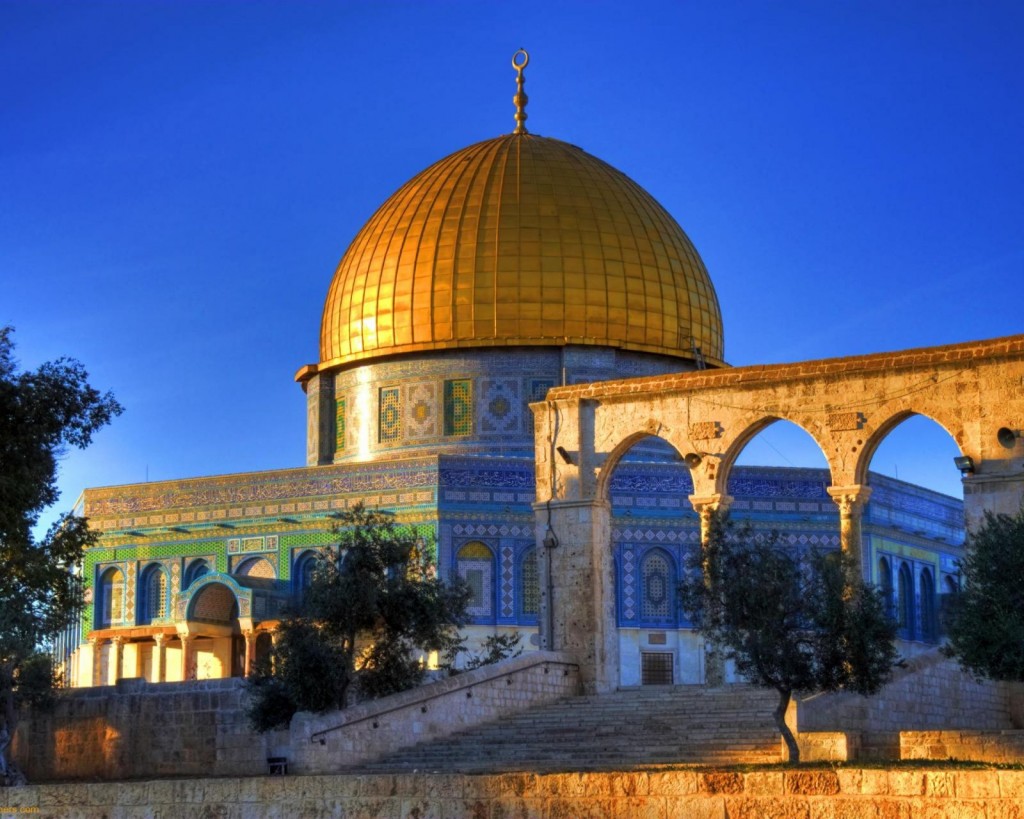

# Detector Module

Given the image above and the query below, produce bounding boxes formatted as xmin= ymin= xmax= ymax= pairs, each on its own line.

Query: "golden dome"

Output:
xmin=318 ymin=132 xmax=724 ymax=372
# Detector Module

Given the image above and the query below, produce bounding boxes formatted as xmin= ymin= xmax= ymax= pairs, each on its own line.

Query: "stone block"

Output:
xmin=647 ymin=770 xmax=700 ymax=796
xmin=399 ymin=798 xmax=443 ymax=818
xmin=699 ymin=772 xmax=743 ymax=794
xmin=887 ymin=770 xmax=925 ymax=796
xmin=784 ymin=771 xmax=839 ymax=795
xmin=956 ymin=770 xmax=1000 ymax=798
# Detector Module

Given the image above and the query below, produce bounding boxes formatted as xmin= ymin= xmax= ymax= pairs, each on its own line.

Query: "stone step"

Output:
xmin=341 ymin=684 xmax=783 ymax=773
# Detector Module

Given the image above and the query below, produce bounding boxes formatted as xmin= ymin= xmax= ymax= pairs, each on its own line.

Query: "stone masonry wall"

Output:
xmin=795 ymin=651 xmax=1023 ymax=758
xmin=4 ymin=768 xmax=1024 ymax=818
xmin=290 ymin=651 xmax=581 ymax=774
xmin=13 ymin=654 xmax=581 ymax=783
xmin=11 ymin=678 xmax=276 ymax=782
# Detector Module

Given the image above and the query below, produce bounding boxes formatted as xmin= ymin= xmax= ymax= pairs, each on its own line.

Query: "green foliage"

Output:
xmin=443 ymin=631 xmax=524 ymax=673
xmin=247 ymin=503 xmax=469 ymax=732
xmin=944 ymin=508 xmax=1024 ymax=681
xmin=0 ymin=327 xmax=122 ymax=780
xmin=678 ymin=514 xmax=899 ymax=762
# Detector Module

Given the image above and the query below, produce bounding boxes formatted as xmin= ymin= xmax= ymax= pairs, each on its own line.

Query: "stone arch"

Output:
xmin=595 ymin=430 xmax=686 ymax=503
xmin=719 ymin=415 xmax=834 ymax=494
xmin=855 ymin=409 xmax=964 ymax=487
xmin=183 ymin=558 xmax=210 ymax=588
xmin=234 ymin=556 xmax=276 ymax=580
xmin=187 ymin=581 xmax=240 ymax=625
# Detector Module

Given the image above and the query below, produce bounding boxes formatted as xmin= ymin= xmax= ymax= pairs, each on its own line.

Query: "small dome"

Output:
xmin=318 ymin=133 xmax=724 ymax=372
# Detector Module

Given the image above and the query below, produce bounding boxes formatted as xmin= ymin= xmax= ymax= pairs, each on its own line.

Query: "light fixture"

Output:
xmin=997 ymin=427 xmax=1022 ymax=449
xmin=543 ymin=528 xmax=558 ymax=549
xmin=683 ymin=452 xmax=703 ymax=469
xmin=555 ymin=445 xmax=573 ymax=464
xmin=953 ymin=455 xmax=975 ymax=476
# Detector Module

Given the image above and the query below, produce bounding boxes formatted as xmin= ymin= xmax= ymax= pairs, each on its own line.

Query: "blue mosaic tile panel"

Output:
xmin=444 ymin=379 xmax=472 ymax=436
xmin=480 ymin=378 xmax=521 ymax=434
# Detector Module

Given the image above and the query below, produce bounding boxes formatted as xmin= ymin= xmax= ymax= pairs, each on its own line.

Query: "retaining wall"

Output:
xmin=3 ymin=768 xmax=1024 ymax=818
xmin=794 ymin=650 xmax=1023 ymax=758
xmin=11 ymin=678 xmax=279 ymax=782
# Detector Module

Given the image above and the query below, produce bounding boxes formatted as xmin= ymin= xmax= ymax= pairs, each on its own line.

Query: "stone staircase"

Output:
xmin=343 ymin=685 xmax=783 ymax=773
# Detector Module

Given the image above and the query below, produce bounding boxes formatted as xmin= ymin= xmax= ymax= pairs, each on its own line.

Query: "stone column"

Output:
xmin=688 ymin=494 xmax=733 ymax=687
xmin=535 ymin=498 xmax=617 ymax=694
xmin=111 ymin=636 xmax=125 ymax=683
xmin=89 ymin=637 xmax=103 ymax=687
xmin=688 ymin=494 xmax=734 ymax=550
xmin=243 ymin=629 xmax=256 ymax=677
xmin=152 ymin=634 xmax=167 ymax=683
xmin=180 ymin=635 xmax=194 ymax=681
xmin=827 ymin=485 xmax=872 ymax=582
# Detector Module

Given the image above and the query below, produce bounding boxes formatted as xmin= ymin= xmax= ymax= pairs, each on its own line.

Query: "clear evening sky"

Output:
xmin=3 ymin=2 xmax=1022 ymax=530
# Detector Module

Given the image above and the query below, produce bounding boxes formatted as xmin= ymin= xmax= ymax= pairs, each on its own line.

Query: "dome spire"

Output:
xmin=512 ymin=49 xmax=529 ymax=134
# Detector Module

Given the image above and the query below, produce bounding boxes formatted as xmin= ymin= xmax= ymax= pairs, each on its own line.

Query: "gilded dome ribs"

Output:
xmin=317 ymin=133 xmax=724 ymax=373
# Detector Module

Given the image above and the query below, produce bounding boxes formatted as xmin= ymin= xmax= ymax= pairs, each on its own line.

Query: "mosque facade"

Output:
xmin=61 ymin=53 xmax=965 ymax=691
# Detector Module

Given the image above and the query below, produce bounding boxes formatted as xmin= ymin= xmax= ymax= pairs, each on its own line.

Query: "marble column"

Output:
xmin=827 ymin=484 xmax=873 ymax=582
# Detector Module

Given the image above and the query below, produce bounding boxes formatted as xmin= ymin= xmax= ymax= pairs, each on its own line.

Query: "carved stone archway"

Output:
xmin=532 ymin=334 xmax=1024 ymax=692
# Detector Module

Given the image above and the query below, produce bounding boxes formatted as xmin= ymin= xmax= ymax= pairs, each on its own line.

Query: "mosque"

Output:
xmin=61 ymin=52 xmax=965 ymax=692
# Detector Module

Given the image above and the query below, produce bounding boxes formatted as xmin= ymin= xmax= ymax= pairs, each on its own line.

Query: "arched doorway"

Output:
xmin=186 ymin=581 xmax=242 ymax=679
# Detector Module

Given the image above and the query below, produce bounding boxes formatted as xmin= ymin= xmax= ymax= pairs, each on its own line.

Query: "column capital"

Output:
xmin=153 ymin=633 xmax=168 ymax=647
xmin=827 ymin=484 xmax=872 ymax=515
xmin=688 ymin=494 xmax=734 ymax=515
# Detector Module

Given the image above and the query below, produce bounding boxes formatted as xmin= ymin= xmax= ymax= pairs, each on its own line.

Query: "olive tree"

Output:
xmin=678 ymin=513 xmax=899 ymax=762
xmin=247 ymin=503 xmax=469 ymax=731
xmin=944 ymin=507 xmax=1024 ymax=681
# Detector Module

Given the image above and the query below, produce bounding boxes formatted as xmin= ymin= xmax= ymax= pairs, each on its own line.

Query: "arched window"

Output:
xmin=98 ymin=567 xmax=124 ymax=628
xmin=920 ymin=568 xmax=937 ymax=643
xmin=456 ymin=541 xmax=494 ymax=619
xmin=898 ymin=562 xmax=915 ymax=640
xmin=184 ymin=559 xmax=210 ymax=588
xmin=878 ymin=557 xmax=894 ymax=620
xmin=293 ymin=551 xmax=319 ymax=598
xmin=520 ymin=549 xmax=539 ymax=619
xmin=234 ymin=557 xmax=276 ymax=579
xmin=138 ymin=564 xmax=168 ymax=625
xmin=640 ymin=549 xmax=676 ymax=624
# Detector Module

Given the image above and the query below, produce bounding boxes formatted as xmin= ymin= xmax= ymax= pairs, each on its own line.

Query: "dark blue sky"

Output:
xmin=4 ymin=1 xmax=1021 ymax=523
